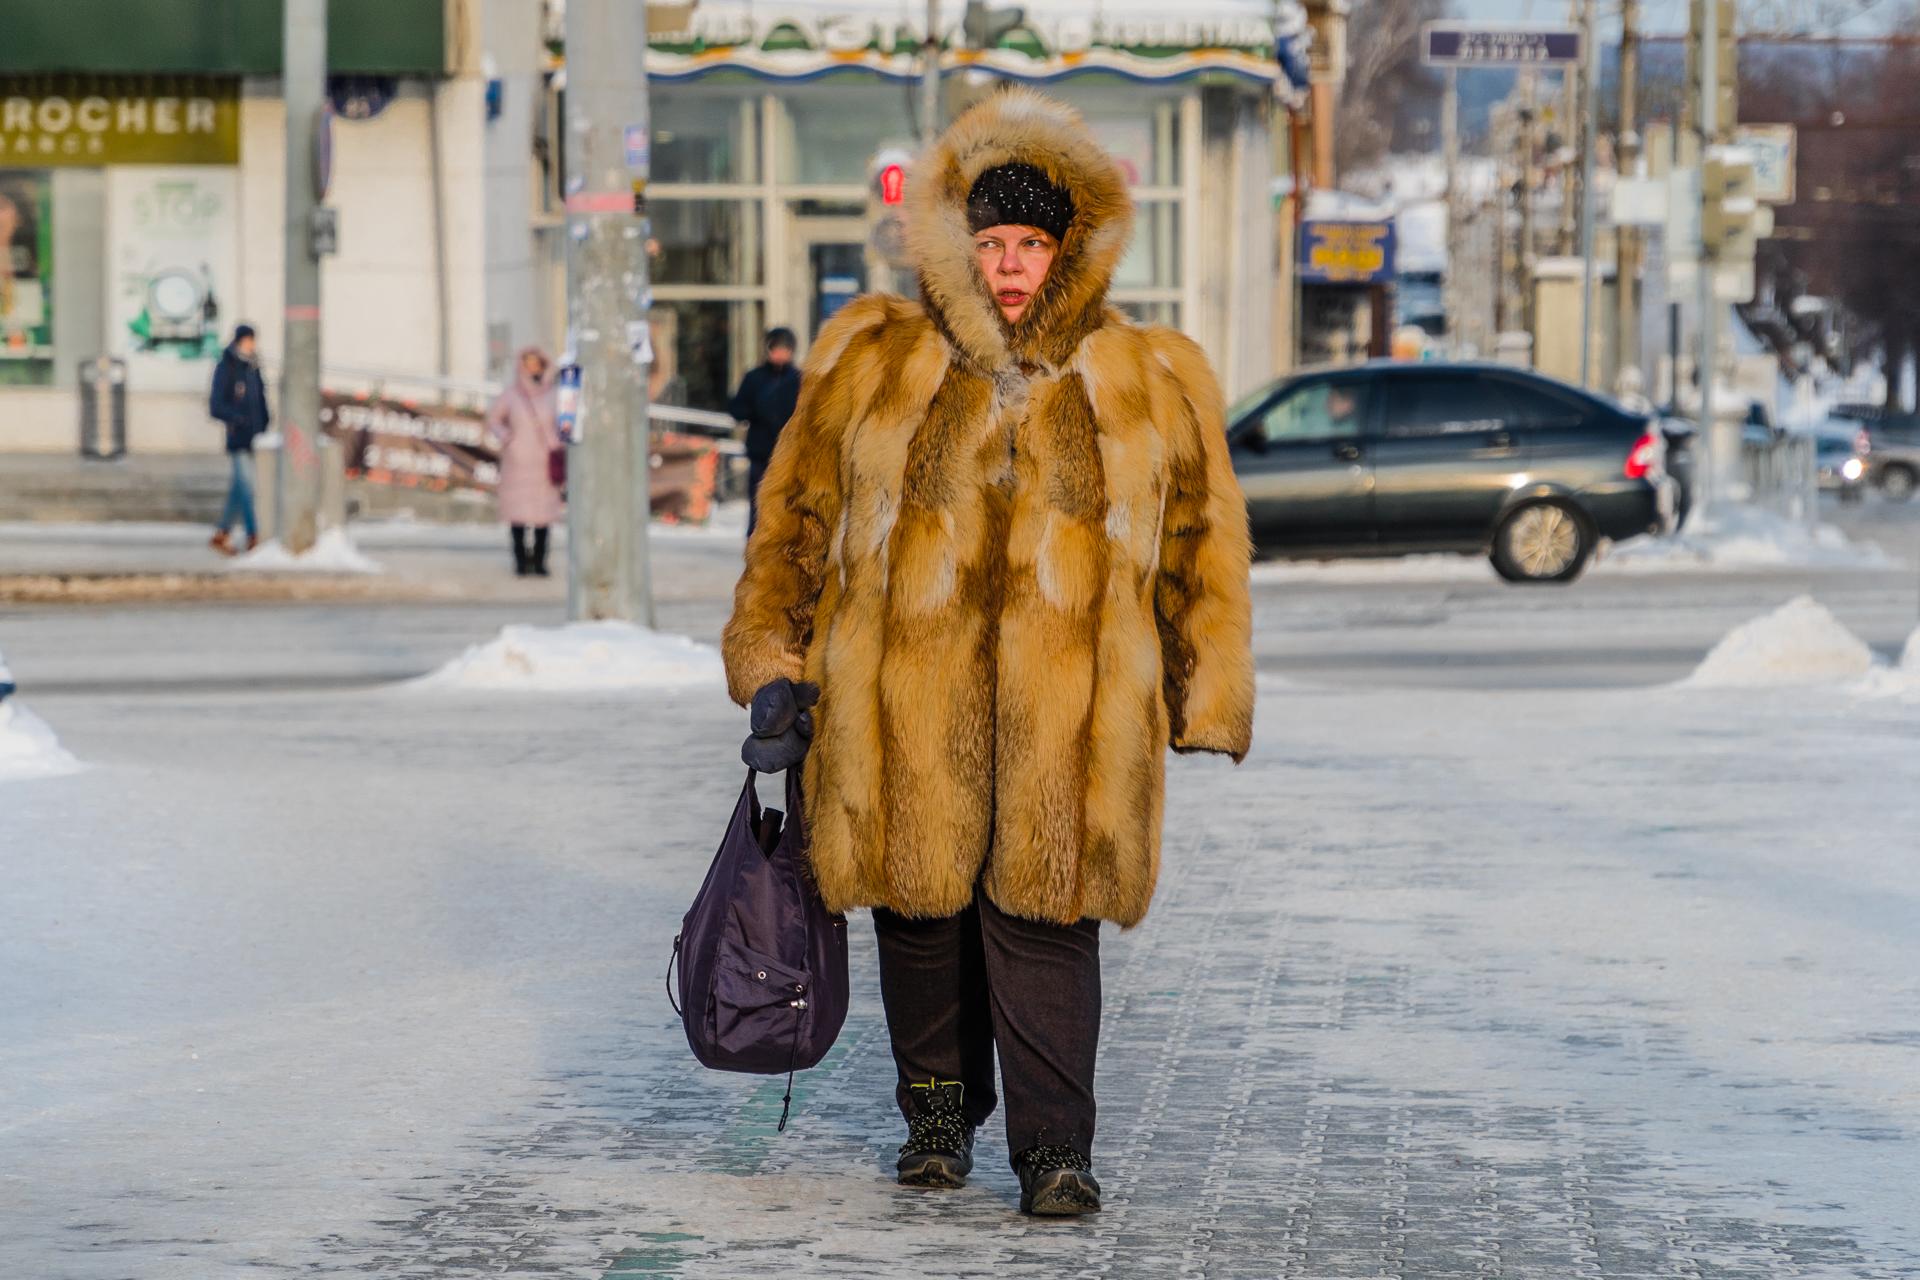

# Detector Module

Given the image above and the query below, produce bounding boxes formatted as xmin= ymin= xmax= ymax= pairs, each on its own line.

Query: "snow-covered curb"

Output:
xmin=1678 ymin=596 xmax=1920 ymax=696
xmin=229 ymin=528 xmax=382 ymax=575
xmin=411 ymin=621 xmax=725 ymax=692
xmin=1608 ymin=507 xmax=1892 ymax=574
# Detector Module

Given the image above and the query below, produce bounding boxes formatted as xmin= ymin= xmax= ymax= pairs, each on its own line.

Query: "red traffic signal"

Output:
xmin=878 ymin=163 xmax=906 ymax=206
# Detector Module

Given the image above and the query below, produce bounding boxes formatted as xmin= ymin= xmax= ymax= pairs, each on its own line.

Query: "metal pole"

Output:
xmin=921 ymin=0 xmax=942 ymax=147
xmin=1442 ymin=67 xmax=1459 ymax=353
xmin=1519 ymin=87 xmax=1538 ymax=348
xmin=1577 ymin=0 xmax=1599 ymax=388
xmin=1695 ymin=0 xmax=1719 ymax=509
xmin=1616 ymin=0 xmax=1642 ymax=389
xmin=564 ymin=0 xmax=654 ymax=625
xmin=279 ymin=0 xmax=326 ymax=553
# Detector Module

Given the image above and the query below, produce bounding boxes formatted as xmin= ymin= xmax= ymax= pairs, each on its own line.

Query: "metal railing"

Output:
xmin=304 ymin=363 xmax=740 ymax=435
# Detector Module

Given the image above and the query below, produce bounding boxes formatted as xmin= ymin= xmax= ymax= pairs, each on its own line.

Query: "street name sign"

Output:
xmin=1421 ymin=23 xmax=1582 ymax=67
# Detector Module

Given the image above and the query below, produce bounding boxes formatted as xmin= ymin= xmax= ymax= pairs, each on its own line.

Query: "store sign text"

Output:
xmin=0 ymin=79 xmax=240 ymax=165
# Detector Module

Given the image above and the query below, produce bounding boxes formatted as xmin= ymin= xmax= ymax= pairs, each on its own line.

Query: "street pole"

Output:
xmin=1442 ymin=67 xmax=1459 ymax=354
xmin=279 ymin=0 xmax=326 ymax=554
xmin=1694 ymin=0 xmax=1720 ymax=509
xmin=1616 ymin=0 xmax=1642 ymax=390
xmin=1576 ymin=0 xmax=1600 ymax=388
xmin=921 ymin=0 xmax=942 ymax=147
xmin=564 ymin=0 xmax=654 ymax=625
xmin=1520 ymin=81 xmax=1538 ymax=347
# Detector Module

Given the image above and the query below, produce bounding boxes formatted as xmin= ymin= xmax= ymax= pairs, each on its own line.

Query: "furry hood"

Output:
xmin=909 ymin=88 xmax=1134 ymax=373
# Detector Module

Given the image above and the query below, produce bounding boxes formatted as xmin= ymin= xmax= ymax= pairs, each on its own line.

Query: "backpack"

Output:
xmin=670 ymin=770 xmax=849 ymax=1128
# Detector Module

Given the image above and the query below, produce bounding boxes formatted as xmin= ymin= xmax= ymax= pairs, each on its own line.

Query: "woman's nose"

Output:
xmin=996 ymin=249 xmax=1021 ymax=275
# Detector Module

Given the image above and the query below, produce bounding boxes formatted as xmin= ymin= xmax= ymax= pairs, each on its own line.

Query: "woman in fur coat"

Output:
xmin=722 ymin=88 xmax=1254 ymax=1215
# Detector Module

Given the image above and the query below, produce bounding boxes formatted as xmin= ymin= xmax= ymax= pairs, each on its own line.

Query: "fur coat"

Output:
xmin=722 ymin=89 xmax=1254 ymax=928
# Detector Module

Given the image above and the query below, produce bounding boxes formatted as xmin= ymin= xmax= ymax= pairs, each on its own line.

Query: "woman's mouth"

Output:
xmin=996 ymin=289 xmax=1028 ymax=307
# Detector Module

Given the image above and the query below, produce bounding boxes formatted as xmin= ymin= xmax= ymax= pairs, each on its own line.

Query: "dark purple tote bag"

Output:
xmin=670 ymin=769 xmax=849 ymax=1128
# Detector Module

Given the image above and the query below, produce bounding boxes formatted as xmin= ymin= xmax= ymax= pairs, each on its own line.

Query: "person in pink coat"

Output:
xmin=487 ymin=347 xmax=565 ymax=576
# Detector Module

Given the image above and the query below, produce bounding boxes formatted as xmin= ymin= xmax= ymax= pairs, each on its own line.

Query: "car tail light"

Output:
xmin=1624 ymin=428 xmax=1663 ymax=479
xmin=1856 ymin=428 xmax=1872 ymax=456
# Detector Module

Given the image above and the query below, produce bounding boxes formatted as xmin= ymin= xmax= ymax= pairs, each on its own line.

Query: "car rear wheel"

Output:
xmin=1491 ymin=500 xmax=1593 ymax=584
xmin=1880 ymin=464 xmax=1916 ymax=503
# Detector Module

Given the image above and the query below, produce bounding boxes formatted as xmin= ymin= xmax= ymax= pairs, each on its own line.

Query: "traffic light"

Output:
xmin=1701 ymin=146 xmax=1761 ymax=258
xmin=867 ymin=148 xmax=915 ymax=276
xmin=1686 ymin=0 xmax=1738 ymax=137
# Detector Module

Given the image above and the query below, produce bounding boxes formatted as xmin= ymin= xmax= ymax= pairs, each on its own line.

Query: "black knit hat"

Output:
xmin=966 ymin=163 xmax=1075 ymax=242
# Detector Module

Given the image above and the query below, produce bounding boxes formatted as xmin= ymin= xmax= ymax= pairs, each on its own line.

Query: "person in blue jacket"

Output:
xmin=208 ymin=323 xmax=270 ymax=555
xmin=727 ymin=327 xmax=801 ymax=534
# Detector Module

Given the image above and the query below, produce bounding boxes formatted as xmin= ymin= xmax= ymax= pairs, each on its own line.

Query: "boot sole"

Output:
xmin=1021 ymin=1169 xmax=1102 ymax=1216
xmin=896 ymin=1152 xmax=972 ymax=1188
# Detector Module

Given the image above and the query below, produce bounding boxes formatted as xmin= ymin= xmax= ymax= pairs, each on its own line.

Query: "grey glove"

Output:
xmin=742 ymin=678 xmax=819 ymax=773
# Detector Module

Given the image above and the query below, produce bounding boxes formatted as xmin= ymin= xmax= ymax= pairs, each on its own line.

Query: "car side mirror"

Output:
xmin=1231 ymin=427 xmax=1267 ymax=455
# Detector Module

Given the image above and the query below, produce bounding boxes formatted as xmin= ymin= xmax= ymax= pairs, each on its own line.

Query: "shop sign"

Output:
xmin=106 ymin=167 xmax=239 ymax=391
xmin=0 ymin=76 xmax=240 ymax=166
xmin=1300 ymin=220 xmax=1396 ymax=286
xmin=0 ymin=170 xmax=53 ymax=364
xmin=645 ymin=4 xmax=1290 ymax=81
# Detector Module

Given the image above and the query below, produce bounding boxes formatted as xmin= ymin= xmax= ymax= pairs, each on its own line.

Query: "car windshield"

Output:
xmin=1228 ymin=381 xmax=1282 ymax=427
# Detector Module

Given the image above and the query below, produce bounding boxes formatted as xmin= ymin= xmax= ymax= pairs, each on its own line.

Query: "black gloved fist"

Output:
xmin=742 ymin=677 xmax=819 ymax=773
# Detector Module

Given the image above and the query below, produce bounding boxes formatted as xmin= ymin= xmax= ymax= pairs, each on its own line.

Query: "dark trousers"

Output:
xmin=745 ymin=455 xmax=770 ymax=536
xmin=872 ymin=889 xmax=1102 ymax=1163
xmin=510 ymin=524 xmax=549 ymax=574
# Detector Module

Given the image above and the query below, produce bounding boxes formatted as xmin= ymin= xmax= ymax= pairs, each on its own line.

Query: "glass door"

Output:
xmin=782 ymin=209 xmax=868 ymax=351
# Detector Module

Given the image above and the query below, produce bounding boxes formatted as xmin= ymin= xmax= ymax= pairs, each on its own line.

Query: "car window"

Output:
xmin=1257 ymin=381 xmax=1369 ymax=443
xmin=1485 ymin=379 xmax=1584 ymax=425
xmin=1381 ymin=377 xmax=1505 ymax=438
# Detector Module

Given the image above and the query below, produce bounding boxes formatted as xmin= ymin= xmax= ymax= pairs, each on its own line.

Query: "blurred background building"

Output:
xmin=0 ymin=0 xmax=1344 ymax=463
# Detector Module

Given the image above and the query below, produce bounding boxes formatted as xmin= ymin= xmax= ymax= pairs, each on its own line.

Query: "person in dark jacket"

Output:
xmin=727 ymin=327 xmax=801 ymax=533
xmin=208 ymin=324 xmax=270 ymax=555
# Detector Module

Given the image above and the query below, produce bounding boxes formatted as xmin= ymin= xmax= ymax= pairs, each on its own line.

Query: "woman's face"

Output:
xmin=521 ymin=352 xmax=548 ymax=380
xmin=973 ymin=224 xmax=1058 ymax=324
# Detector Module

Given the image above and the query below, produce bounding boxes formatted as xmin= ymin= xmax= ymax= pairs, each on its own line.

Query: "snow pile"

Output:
xmin=230 ymin=528 xmax=382 ymax=575
xmin=1608 ymin=505 xmax=1892 ymax=574
xmin=413 ymin=621 xmax=724 ymax=692
xmin=0 ymin=654 xmax=81 ymax=782
xmin=1850 ymin=623 xmax=1920 ymax=700
xmin=1683 ymin=596 xmax=1876 ymax=688
xmin=0 ymin=701 xmax=82 ymax=781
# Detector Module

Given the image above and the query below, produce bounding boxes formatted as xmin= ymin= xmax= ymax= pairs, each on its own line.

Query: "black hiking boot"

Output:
xmin=896 ymin=1081 xmax=974 ymax=1188
xmin=1014 ymin=1145 xmax=1101 ymax=1216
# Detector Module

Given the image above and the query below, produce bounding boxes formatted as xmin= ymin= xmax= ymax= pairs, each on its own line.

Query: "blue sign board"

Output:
xmin=1299 ymin=221 xmax=1397 ymax=286
xmin=1421 ymin=23 xmax=1582 ymax=66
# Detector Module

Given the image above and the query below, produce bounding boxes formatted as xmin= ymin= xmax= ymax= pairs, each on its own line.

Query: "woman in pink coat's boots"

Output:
xmin=486 ymin=347 xmax=565 ymax=577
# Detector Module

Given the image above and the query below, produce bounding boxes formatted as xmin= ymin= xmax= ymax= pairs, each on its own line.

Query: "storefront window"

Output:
xmin=651 ymin=91 xmax=759 ymax=184
xmin=1071 ymin=91 xmax=1182 ymax=188
xmin=652 ymin=298 xmax=763 ymax=412
xmin=1113 ymin=201 xmax=1179 ymax=292
xmin=779 ymin=83 xmax=914 ymax=185
xmin=650 ymin=199 xmax=763 ymax=286
xmin=0 ymin=170 xmax=54 ymax=386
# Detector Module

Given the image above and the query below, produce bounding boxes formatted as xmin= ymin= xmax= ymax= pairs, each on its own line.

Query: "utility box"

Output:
xmin=77 ymin=356 xmax=128 ymax=459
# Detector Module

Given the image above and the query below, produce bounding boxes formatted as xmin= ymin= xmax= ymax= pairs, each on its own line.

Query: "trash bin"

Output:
xmin=77 ymin=355 xmax=128 ymax=459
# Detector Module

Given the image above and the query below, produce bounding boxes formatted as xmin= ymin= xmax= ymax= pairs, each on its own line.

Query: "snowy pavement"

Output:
xmin=4 ymin=514 xmax=1920 ymax=1277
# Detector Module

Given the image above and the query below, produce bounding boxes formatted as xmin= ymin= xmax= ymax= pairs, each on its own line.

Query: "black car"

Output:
xmin=1228 ymin=363 xmax=1677 ymax=583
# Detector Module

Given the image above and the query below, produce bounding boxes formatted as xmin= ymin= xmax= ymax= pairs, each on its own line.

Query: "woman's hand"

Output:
xmin=742 ymin=678 xmax=819 ymax=773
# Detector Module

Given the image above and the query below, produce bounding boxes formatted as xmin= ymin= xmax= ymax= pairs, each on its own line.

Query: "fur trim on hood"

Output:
xmin=908 ymin=87 xmax=1134 ymax=373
